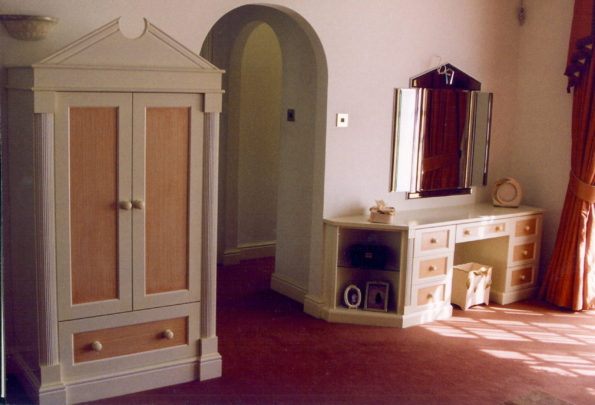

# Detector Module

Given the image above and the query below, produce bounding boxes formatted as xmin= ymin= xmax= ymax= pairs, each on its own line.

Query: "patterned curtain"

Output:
xmin=539 ymin=0 xmax=595 ymax=310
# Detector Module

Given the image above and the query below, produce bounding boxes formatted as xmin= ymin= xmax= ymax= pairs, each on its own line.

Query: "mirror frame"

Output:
xmin=390 ymin=64 xmax=492 ymax=198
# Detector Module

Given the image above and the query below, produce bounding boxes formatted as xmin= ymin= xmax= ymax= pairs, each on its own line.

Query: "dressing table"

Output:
xmin=316 ymin=203 xmax=544 ymax=328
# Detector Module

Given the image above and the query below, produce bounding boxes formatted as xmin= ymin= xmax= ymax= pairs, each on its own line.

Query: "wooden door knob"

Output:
xmin=119 ymin=201 xmax=132 ymax=210
xmin=430 ymin=238 xmax=439 ymax=244
xmin=132 ymin=200 xmax=145 ymax=210
xmin=429 ymin=265 xmax=437 ymax=271
xmin=524 ymin=225 xmax=531 ymax=232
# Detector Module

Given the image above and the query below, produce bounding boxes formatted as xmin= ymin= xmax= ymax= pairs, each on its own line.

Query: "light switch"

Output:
xmin=337 ymin=113 xmax=348 ymax=127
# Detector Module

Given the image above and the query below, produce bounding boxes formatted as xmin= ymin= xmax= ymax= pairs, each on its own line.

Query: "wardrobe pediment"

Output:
xmin=16 ymin=18 xmax=224 ymax=93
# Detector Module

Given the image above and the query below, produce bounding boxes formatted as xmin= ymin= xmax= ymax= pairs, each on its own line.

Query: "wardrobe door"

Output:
xmin=132 ymin=93 xmax=203 ymax=310
xmin=56 ymin=92 xmax=134 ymax=321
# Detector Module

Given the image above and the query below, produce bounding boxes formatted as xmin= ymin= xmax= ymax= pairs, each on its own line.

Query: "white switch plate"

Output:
xmin=337 ymin=113 xmax=348 ymax=127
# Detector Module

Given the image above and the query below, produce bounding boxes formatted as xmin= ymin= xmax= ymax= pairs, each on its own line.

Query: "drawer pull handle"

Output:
xmin=524 ymin=225 xmax=531 ymax=232
xmin=464 ymin=230 xmax=471 ymax=235
xmin=91 ymin=341 xmax=103 ymax=352
xmin=430 ymin=238 xmax=439 ymax=244
xmin=429 ymin=265 xmax=437 ymax=271
xmin=496 ymin=226 xmax=502 ymax=231
xmin=523 ymin=250 xmax=529 ymax=256
xmin=163 ymin=330 xmax=174 ymax=340
xmin=427 ymin=293 xmax=434 ymax=299
xmin=520 ymin=274 xmax=526 ymax=281
xmin=119 ymin=201 xmax=132 ymax=211
xmin=132 ymin=200 xmax=145 ymax=210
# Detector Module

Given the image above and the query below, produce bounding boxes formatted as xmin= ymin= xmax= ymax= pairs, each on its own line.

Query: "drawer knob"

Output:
xmin=429 ymin=265 xmax=437 ymax=271
xmin=163 ymin=330 xmax=174 ymax=340
xmin=520 ymin=274 xmax=526 ymax=281
xmin=119 ymin=201 xmax=132 ymax=211
xmin=524 ymin=225 xmax=531 ymax=232
xmin=464 ymin=230 xmax=471 ymax=235
xmin=427 ymin=293 xmax=434 ymax=299
xmin=523 ymin=250 xmax=529 ymax=256
xmin=496 ymin=226 xmax=502 ymax=231
xmin=430 ymin=238 xmax=439 ymax=244
xmin=91 ymin=341 xmax=103 ymax=352
xmin=132 ymin=200 xmax=145 ymax=210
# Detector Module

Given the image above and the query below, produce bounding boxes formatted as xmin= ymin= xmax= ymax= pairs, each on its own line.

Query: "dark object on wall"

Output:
xmin=349 ymin=245 xmax=389 ymax=270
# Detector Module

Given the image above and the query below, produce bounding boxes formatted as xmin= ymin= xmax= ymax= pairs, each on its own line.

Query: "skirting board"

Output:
xmin=303 ymin=294 xmax=325 ymax=319
xmin=8 ymin=351 xmax=216 ymax=405
xmin=270 ymin=273 xmax=307 ymax=304
xmin=490 ymin=286 xmax=539 ymax=305
xmin=64 ymin=357 xmax=201 ymax=404
xmin=238 ymin=241 xmax=276 ymax=261
xmin=320 ymin=305 xmax=453 ymax=328
xmin=218 ymin=242 xmax=276 ymax=266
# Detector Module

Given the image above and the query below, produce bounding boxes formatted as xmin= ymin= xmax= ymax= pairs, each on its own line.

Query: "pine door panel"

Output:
xmin=132 ymin=93 xmax=203 ymax=310
xmin=69 ymin=107 xmax=119 ymax=304
xmin=145 ymin=107 xmax=190 ymax=294
xmin=56 ymin=92 xmax=133 ymax=321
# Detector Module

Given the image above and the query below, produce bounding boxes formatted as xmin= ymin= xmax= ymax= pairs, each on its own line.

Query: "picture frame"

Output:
xmin=343 ymin=284 xmax=362 ymax=309
xmin=364 ymin=281 xmax=389 ymax=312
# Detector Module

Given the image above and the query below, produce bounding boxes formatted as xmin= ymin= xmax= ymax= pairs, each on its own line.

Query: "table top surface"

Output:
xmin=324 ymin=203 xmax=545 ymax=231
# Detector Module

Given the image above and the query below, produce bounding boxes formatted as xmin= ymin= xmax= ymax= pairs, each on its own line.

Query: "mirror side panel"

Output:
xmin=391 ymin=88 xmax=419 ymax=192
xmin=471 ymin=92 xmax=493 ymax=187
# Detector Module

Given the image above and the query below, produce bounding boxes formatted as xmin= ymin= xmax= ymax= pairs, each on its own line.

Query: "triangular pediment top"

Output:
xmin=410 ymin=63 xmax=481 ymax=90
xmin=34 ymin=18 xmax=222 ymax=72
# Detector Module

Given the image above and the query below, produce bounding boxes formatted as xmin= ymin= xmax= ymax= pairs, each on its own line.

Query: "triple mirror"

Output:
xmin=391 ymin=64 xmax=493 ymax=198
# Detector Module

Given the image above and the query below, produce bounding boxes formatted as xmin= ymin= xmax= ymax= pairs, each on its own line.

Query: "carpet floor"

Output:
xmin=6 ymin=257 xmax=595 ymax=404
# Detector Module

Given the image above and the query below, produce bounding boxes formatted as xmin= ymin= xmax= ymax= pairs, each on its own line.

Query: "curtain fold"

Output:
xmin=539 ymin=0 xmax=595 ymax=310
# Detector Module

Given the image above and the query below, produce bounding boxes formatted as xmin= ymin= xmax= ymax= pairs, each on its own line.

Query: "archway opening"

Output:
xmin=203 ymin=4 xmax=328 ymax=307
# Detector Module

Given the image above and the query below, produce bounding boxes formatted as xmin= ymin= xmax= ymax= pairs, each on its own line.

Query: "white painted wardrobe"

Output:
xmin=3 ymin=19 xmax=223 ymax=404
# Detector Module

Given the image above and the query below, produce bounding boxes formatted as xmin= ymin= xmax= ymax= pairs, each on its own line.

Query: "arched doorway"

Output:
xmin=203 ymin=5 xmax=328 ymax=310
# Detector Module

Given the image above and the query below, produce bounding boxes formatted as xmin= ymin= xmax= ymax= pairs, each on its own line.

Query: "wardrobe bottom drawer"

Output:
xmin=59 ymin=302 xmax=200 ymax=380
xmin=73 ymin=316 xmax=188 ymax=364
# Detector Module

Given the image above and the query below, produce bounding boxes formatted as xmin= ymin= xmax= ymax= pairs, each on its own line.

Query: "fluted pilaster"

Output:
xmin=201 ymin=112 xmax=220 ymax=340
xmin=34 ymin=113 xmax=59 ymax=367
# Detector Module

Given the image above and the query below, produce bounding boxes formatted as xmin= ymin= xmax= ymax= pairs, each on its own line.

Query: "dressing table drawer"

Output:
xmin=456 ymin=220 xmax=508 ymax=243
xmin=414 ymin=226 xmax=455 ymax=257
xmin=512 ymin=215 xmax=542 ymax=239
xmin=410 ymin=279 xmax=451 ymax=310
xmin=492 ymin=264 xmax=538 ymax=293
xmin=510 ymin=266 xmax=535 ymax=288
xmin=510 ymin=241 xmax=539 ymax=264
xmin=412 ymin=253 xmax=453 ymax=285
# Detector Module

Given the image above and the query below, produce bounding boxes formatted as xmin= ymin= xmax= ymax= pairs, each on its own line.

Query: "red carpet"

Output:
xmin=8 ymin=257 xmax=595 ymax=404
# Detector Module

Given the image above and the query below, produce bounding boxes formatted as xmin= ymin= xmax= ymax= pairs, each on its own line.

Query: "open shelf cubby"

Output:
xmin=334 ymin=227 xmax=406 ymax=313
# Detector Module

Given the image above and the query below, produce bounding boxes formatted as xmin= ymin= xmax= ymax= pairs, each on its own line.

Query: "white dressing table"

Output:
xmin=316 ymin=203 xmax=544 ymax=328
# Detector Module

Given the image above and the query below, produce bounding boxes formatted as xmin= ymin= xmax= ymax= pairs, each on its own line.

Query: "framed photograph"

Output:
xmin=343 ymin=284 xmax=362 ymax=309
xmin=364 ymin=281 xmax=389 ymax=312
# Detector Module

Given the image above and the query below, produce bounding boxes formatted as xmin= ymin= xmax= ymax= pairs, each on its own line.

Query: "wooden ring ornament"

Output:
xmin=492 ymin=177 xmax=523 ymax=208
xmin=344 ymin=285 xmax=362 ymax=309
